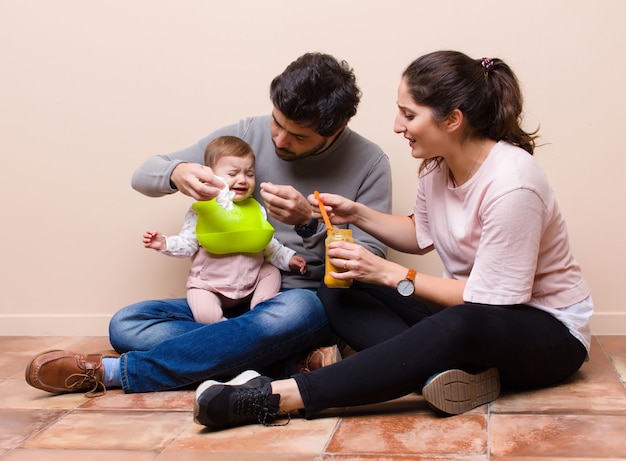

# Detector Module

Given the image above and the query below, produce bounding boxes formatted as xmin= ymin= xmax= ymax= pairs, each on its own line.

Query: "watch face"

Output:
xmin=397 ymin=279 xmax=414 ymax=297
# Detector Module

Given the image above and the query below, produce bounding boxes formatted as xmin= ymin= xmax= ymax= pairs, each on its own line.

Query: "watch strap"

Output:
xmin=294 ymin=218 xmax=319 ymax=238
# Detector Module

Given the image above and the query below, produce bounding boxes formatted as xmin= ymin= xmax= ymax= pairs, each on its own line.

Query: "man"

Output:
xmin=25 ymin=52 xmax=392 ymax=395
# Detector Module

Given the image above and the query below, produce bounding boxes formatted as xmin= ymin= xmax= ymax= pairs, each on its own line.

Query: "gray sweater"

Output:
xmin=131 ymin=115 xmax=392 ymax=289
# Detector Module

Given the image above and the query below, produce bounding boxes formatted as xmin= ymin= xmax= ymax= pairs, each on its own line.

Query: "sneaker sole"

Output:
xmin=194 ymin=370 xmax=260 ymax=425
xmin=422 ymin=368 xmax=500 ymax=415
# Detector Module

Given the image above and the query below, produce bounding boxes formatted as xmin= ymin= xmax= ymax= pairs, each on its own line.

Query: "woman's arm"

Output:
xmin=351 ymin=205 xmax=431 ymax=254
xmin=327 ymin=242 xmax=465 ymax=308
xmin=312 ymin=193 xmax=431 ymax=254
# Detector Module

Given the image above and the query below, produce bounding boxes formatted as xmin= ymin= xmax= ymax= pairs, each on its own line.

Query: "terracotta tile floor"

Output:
xmin=1 ymin=335 xmax=625 ymax=460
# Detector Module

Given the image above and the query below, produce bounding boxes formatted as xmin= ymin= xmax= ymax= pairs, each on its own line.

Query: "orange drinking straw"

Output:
xmin=314 ymin=190 xmax=334 ymax=230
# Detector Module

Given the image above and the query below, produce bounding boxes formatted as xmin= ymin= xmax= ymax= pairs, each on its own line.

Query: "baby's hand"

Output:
xmin=143 ymin=230 xmax=166 ymax=250
xmin=289 ymin=254 xmax=307 ymax=275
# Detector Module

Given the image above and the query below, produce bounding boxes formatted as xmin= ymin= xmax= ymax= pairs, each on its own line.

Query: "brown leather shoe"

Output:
xmin=296 ymin=345 xmax=341 ymax=373
xmin=25 ymin=350 xmax=109 ymax=397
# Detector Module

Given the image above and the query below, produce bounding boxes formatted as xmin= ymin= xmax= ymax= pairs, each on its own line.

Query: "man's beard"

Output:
xmin=272 ymin=137 xmax=329 ymax=161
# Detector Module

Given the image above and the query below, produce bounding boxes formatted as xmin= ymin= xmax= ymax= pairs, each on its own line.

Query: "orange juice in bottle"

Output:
xmin=324 ymin=228 xmax=353 ymax=288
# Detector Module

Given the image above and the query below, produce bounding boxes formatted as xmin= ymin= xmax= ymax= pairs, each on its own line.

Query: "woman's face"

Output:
xmin=393 ymin=78 xmax=446 ymax=160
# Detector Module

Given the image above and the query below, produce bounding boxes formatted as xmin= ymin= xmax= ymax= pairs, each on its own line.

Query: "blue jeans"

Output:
xmin=108 ymin=289 xmax=333 ymax=393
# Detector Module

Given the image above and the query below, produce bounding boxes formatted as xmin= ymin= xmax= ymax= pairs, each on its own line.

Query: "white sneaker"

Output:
xmin=195 ymin=369 xmax=261 ymax=401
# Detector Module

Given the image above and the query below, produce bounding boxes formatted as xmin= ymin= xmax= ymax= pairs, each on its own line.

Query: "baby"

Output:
xmin=143 ymin=136 xmax=306 ymax=324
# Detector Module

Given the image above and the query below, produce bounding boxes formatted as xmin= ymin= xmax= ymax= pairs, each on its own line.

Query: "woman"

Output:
xmin=192 ymin=50 xmax=593 ymax=429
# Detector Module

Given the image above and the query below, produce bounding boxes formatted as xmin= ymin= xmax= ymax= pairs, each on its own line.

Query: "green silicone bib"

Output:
xmin=192 ymin=197 xmax=274 ymax=254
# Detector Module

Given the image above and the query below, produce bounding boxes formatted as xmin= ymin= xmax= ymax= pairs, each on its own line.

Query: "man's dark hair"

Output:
xmin=270 ymin=53 xmax=361 ymax=137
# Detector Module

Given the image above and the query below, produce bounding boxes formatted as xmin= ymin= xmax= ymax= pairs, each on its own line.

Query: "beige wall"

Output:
xmin=1 ymin=0 xmax=624 ymax=335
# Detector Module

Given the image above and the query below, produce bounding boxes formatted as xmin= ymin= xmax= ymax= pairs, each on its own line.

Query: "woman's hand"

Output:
xmin=308 ymin=192 xmax=360 ymax=226
xmin=312 ymin=191 xmax=424 ymax=254
xmin=326 ymin=241 xmax=406 ymax=287
xmin=259 ymin=182 xmax=315 ymax=225
xmin=170 ymin=163 xmax=225 ymax=201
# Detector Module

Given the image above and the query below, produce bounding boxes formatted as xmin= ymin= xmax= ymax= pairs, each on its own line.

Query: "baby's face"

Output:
xmin=213 ymin=155 xmax=255 ymax=201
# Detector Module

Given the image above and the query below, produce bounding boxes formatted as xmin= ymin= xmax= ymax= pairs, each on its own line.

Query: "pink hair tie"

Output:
xmin=481 ymin=57 xmax=494 ymax=75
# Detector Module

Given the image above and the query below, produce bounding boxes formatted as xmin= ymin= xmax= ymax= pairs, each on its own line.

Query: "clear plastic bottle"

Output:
xmin=324 ymin=228 xmax=354 ymax=288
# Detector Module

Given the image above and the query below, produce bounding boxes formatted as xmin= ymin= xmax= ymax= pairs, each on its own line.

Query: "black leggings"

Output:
xmin=293 ymin=282 xmax=587 ymax=417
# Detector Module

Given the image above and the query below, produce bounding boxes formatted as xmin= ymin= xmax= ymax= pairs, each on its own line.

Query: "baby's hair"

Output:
xmin=203 ymin=136 xmax=255 ymax=169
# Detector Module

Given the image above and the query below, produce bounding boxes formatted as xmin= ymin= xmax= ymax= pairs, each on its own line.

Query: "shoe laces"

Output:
xmin=297 ymin=348 xmax=324 ymax=373
xmin=65 ymin=370 xmax=106 ymax=398
xmin=232 ymin=386 xmax=289 ymax=427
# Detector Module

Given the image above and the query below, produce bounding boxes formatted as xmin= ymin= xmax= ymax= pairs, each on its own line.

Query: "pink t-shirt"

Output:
xmin=413 ymin=141 xmax=590 ymax=309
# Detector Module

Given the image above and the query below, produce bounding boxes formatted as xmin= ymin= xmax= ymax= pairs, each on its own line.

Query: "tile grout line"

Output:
xmin=596 ymin=335 xmax=626 ymax=391
xmin=318 ymin=414 xmax=344 ymax=459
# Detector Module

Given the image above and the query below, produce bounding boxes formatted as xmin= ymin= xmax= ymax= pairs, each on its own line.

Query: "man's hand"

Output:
xmin=259 ymin=182 xmax=314 ymax=225
xmin=170 ymin=163 xmax=225 ymax=201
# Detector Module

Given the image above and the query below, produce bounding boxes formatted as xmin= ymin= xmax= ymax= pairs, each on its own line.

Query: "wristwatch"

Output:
xmin=397 ymin=268 xmax=417 ymax=297
xmin=294 ymin=218 xmax=319 ymax=238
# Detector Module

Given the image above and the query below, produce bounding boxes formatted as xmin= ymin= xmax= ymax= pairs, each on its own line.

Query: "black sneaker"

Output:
xmin=193 ymin=370 xmax=287 ymax=429
xmin=422 ymin=368 xmax=500 ymax=415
